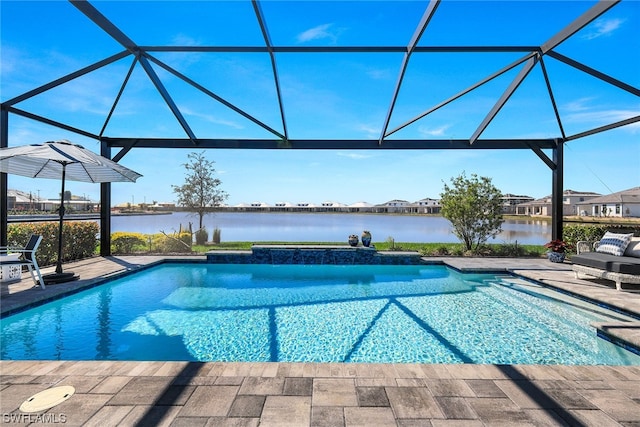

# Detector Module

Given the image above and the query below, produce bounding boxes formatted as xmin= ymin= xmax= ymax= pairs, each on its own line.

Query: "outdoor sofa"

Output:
xmin=571 ymin=232 xmax=640 ymax=291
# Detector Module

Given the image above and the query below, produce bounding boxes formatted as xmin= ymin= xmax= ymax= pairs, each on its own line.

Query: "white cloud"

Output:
xmin=336 ymin=152 xmax=374 ymax=160
xmin=170 ymin=34 xmax=201 ymax=46
xmin=582 ymin=18 xmax=624 ymax=40
xmin=563 ymin=97 xmax=595 ymax=112
xmin=181 ymin=106 xmax=244 ymax=129
xmin=566 ymin=108 xmax=640 ymax=133
xmin=366 ymin=68 xmax=391 ymax=80
xmin=355 ymin=124 xmax=380 ymax=138
xmin=417 ymin=124 xmax=451 ymax=137
xmin=296 ymin=24 xmax=338 ymax=44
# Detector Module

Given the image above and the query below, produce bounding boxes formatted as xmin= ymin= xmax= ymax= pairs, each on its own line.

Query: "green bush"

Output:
xmin=157 ymin=232 xmax=193 ymax=253
xmin=213 ymin=227 xmax=221 ymax=244
xmin=111 ymin=232 xmax=147 ymax=254
xmin=7 ymin=221 xmax=99 ymax=266
xmin=563 ymin=224 xmax=640 ymax=253
xmin=195 ymin=228 xmax=208 ymax=245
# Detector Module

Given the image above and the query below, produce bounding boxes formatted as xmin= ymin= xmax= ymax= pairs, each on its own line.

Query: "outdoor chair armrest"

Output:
xmin=576 ymin=240 xmax=598 ymax=254
xmin=0 ymin=248 xmax=34 ymax=254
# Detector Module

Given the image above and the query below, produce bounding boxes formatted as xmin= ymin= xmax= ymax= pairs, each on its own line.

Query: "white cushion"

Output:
xmin=623 ymin=236 xmax=640 ymax=258
xmin=596 ymin=232 xmax=634 ymax=256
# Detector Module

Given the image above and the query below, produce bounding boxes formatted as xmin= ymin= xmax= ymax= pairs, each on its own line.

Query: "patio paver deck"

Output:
xmin=2 ymin=255 xmax=640 ymax=426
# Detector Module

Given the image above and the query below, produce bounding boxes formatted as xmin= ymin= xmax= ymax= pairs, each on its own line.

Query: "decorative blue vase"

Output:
xmin=547 ymin=251 xmax=565 ymax=263
xmin=348 ymin=235 xmax=359 ymax=247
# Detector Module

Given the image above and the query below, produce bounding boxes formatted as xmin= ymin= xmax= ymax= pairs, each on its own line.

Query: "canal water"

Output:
xmin=108 ymin=212 xmax=551 ymax=245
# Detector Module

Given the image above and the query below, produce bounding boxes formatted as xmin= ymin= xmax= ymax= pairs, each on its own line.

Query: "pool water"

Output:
xmin=2 ymin=263 xmax=639 ymax=364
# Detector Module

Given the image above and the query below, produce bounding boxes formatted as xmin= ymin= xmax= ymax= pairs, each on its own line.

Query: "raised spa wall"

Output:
xmin=206 ymin=245 xmax=425 ymax=265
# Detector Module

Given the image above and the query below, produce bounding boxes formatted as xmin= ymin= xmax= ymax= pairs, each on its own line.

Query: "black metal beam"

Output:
xmin=541 ymin=0 xmax=620 ymax=54
xmin=547 ymin=51 xmax=640 ymax=97
xmin=566 ymin=115 xmax=640 ymax=141
xmin=470 ymin=55 xmax=538 ymax=144
xmin=102 ymin=137 xmax=557 ymax=150
xmin=252 ymin=0 xmax=289 ymax=141
xmin=139 ymin=46 xmax=541 ymax=53
xmin=0 ymin=109 xmax=8 ymax=247
xmin=99 ymin=141 xmax=112 ymax=256
xmin=386 ymin=52 xmax=537 ymax=138
xmin=379 ymin=0 xmax=440 ymax=144
xmin=552 ymin=141 xmax=564 ymax=241
xmin=145 ymin=55 xmax=285 ymax=140
xmin=70 ymin=0 xmax=138 ymax=51
xmin=100 ymin=56 xmax=138 ymax=138
xmin=2 ymin=51 xmax=130 ymax=107
xmin=538 ymin=56 xmax=567 ymax=139
xmin=5 ymin=107 xmax=100 ymax=140
xmin=137 ymin=55 xmax=197 ymax=142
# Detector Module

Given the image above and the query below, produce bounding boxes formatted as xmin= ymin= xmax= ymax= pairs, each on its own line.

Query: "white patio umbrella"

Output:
xmin=0 ymin=140 xmax=142 ymax=284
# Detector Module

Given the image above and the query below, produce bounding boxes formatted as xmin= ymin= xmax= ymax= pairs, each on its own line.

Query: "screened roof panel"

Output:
xmin=276 ymin=53 xmax=401 ymax=139
xmin=390 ymin=64 xmax=527 ymax=141
xmin=92 ymin=1 xmax=266 ymax=46
xmin=1 ymin=0 xmax=637 ymax=148
xmin=388 ymin=52 xmax=528 ymax=134
xmin=151 ymin=52 xmax=284 ymax=135
xmin=148 ymin=61 xmax=283 ymax=139
xmin=259 ymin=1 xmax=427 ymax=46
xmin=13 ymin=58 xmax=135 ymax=135
xmin=554 ymin=0 xmax=640 ymax=87
xmin=420 ymin=1 xmax=598 ymax=46
xmin=0 ymin=1 xmax=123 ymax=100
xmin=543 ymin=58 xmax=640 ymax=137
xmin=100 ymin=64 xmax=194 ymax=138
xmin=479 ymin=67 xmax=562 ymax=139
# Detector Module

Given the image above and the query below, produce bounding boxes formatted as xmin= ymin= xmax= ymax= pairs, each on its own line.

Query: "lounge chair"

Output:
xmin=0 ymin=235 xmax=45 ymax=289
xmin=572 ymin=233 xmax=640 ymax=291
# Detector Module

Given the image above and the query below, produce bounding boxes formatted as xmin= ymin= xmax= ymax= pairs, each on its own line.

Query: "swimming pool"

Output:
xmin=2 ymin=263 xmax=639 ymax=364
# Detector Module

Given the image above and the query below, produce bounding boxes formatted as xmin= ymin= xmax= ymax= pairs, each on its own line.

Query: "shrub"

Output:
xmin=7 ymin=221 xmax=99 ymax=266
xmin=434 ymin=245 xmax=450 ymax=255
xmin=561 ymin=224 xmax=640 ymax=253
xmin=195 ymin=228 xmax=209 ymax=245
xmin=158 ymin=232 xmax=193 ymax=253
xmin=111 ymin=232 xmax=147 ymax=254
xmin=212 ymin=227 xmax=221 ymax=244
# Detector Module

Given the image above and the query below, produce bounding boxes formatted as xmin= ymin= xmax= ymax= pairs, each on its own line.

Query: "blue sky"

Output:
xmin=1 ymin=0 xmax=639 ymax=206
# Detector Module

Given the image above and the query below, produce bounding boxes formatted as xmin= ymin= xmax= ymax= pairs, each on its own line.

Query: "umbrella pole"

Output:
xmin=55 ymin=164 xmax=66 ymax=274
xmin=43 ymin=162 xmax=78 ymax=284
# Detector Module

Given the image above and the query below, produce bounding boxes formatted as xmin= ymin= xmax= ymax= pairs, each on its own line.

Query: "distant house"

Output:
xmin=7 ymin=189 xmax=41 ymax=210
xmin=347 ymin=201 xmax=374 ymax=213
xmin=9 ymin=189 xmax=97 ymax=212
xmin=318 ymin=201 xmax=347 ymax=212
xmin=575 ymin=187 xmax=640 ymax=217
xmin=501 ymin=193 xmax=534 ymax=214
xmin=272 ymin=201 xmax=295 ymax=212
xmin=515 ymin=190 xmax=601 ymax=216
xmin=376 ymin=199 xmax=412 ymax=213
xmin=248 ymin=202 xmax=271 ymax=211
xmin=411 ymin=198 xmax=441 ymax=214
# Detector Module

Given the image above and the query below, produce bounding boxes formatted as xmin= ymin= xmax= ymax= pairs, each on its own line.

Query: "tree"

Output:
xmin=440 ymin=173 xmax=504 ymax=252
xmin=172 ymin=152 xmax=228 ymax=230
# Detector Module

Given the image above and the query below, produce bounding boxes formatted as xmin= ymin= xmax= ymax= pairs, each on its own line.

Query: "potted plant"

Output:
xmin=348 ymin=234 xmax=359 ymax=247
xmin=361 ymin=230 xmax=372 ymax=247
xmin=544 ymin=239 xmax=571 ymax=263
